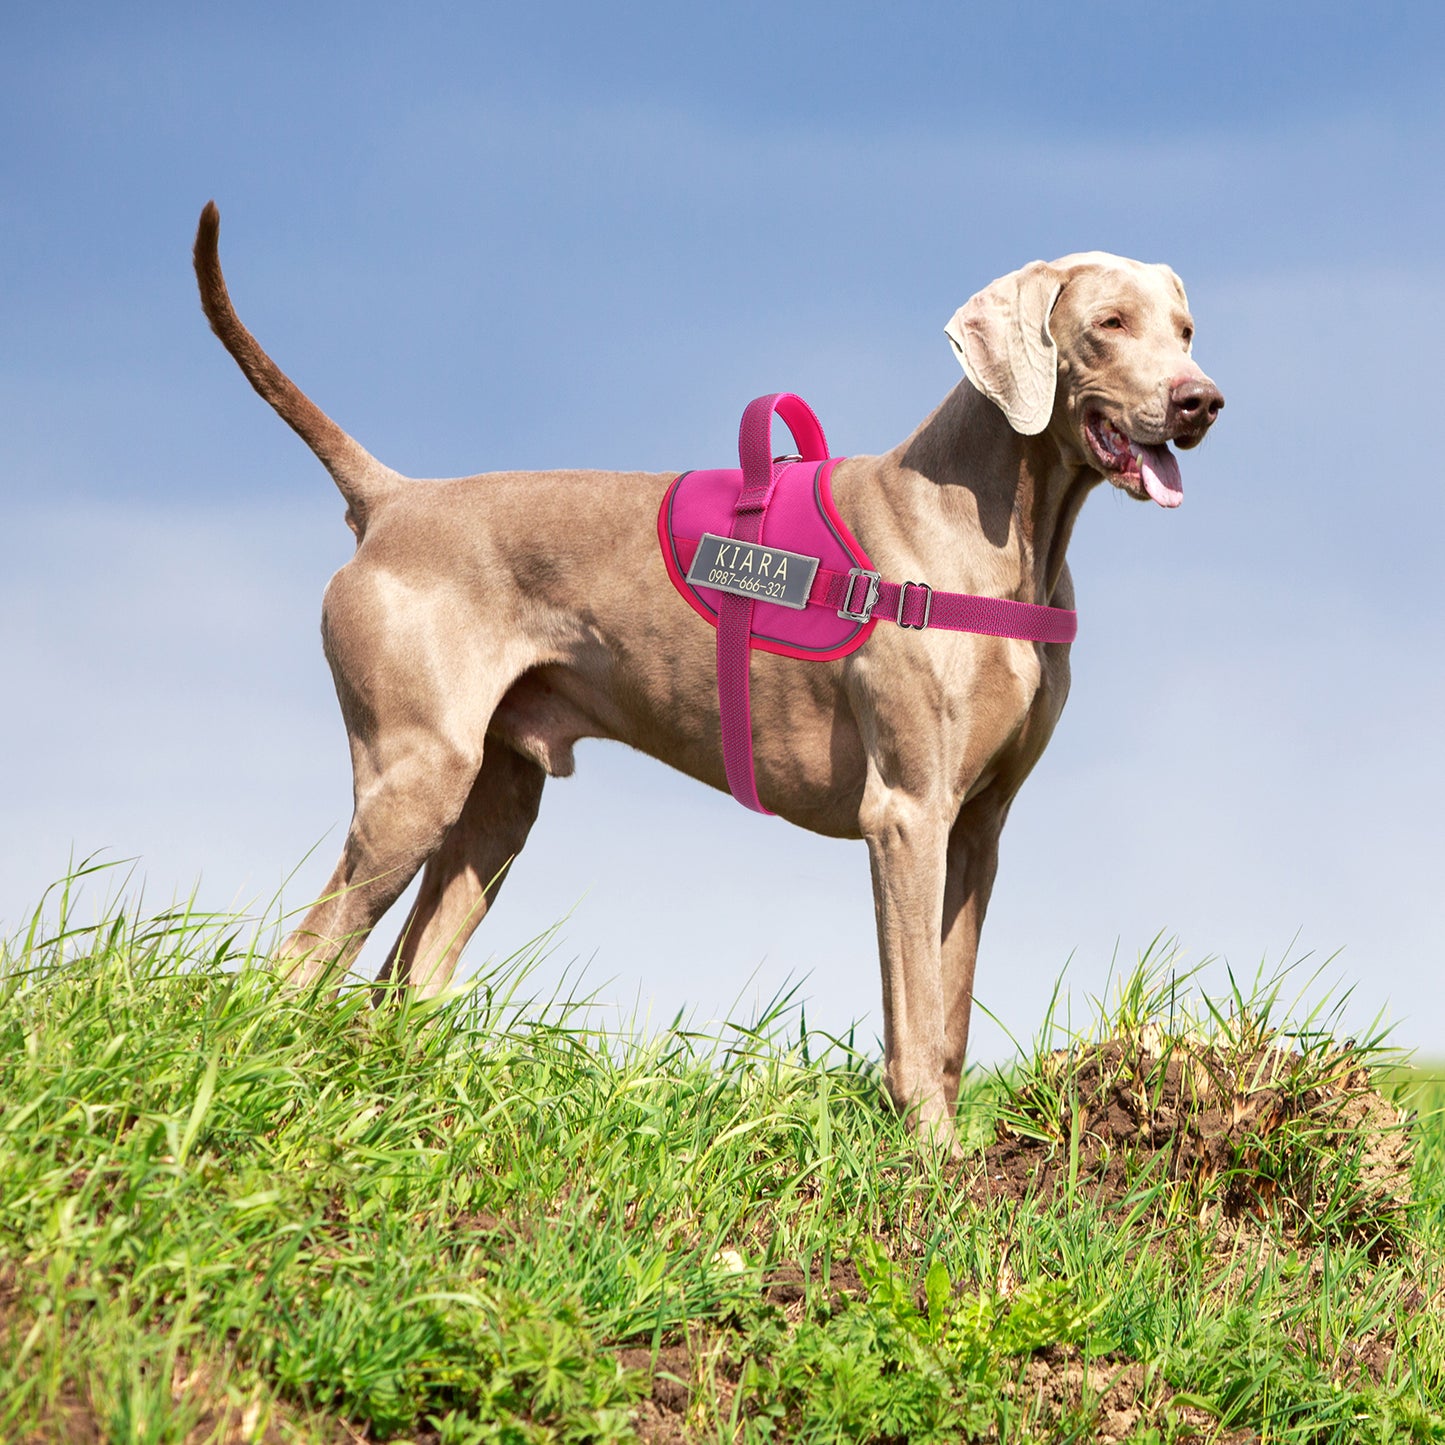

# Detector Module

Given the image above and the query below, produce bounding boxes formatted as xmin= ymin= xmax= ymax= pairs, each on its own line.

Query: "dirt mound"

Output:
xmin=974 ymin=1025 xmax=1411 ymax=1247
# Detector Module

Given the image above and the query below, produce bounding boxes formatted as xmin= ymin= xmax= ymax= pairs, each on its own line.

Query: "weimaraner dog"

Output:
xmin=194 ymin=203 xmax=1221 ymax=1153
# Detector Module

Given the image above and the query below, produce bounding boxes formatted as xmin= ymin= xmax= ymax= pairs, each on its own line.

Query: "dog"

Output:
xmin=194 ymin=202 xmax=1221 ymax=1153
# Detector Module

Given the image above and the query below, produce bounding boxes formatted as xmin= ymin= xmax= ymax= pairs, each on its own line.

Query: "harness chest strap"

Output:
xmin=671 ymin=533 xmax=1077 ymax=644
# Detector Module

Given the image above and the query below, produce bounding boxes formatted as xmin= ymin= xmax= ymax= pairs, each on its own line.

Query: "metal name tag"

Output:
xmin=685 ymin=533 xmax=821 ymax=611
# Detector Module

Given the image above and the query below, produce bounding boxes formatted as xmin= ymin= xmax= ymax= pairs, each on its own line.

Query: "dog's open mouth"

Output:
xmin=1085 ymin=414 xmax=1183 ymax=509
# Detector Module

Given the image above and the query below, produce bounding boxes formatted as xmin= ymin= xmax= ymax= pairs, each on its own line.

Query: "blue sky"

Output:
xmin=3 ymin=3 xmax=1442 ymax=1062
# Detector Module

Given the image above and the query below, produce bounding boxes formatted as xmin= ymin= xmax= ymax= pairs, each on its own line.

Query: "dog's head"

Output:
xmin=945 ymin=253 xmax=1223 ymax=507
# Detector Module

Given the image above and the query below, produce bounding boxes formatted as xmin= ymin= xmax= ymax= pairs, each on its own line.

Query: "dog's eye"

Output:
xmin=1100 ymin=315 xmax=1124 ymax=331
xmin=1181 ymin=326 xmax=1193 ymax=346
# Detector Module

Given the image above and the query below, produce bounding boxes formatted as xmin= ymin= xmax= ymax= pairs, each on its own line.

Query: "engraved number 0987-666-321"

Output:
xmin=708 ymin=568 xmax=787 ymax=600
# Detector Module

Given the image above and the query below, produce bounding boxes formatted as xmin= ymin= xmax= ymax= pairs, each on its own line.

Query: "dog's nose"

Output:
xmin=1169 ymin=375 xmax=1224 ymax=426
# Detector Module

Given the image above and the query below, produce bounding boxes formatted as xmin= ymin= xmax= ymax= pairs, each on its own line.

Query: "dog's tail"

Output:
xmin=193 ymin=201 xmax=399 ymax=535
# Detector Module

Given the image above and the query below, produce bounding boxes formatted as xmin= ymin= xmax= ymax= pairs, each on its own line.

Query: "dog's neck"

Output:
xmin=894 ymin=380 xmax=1096 ymax=606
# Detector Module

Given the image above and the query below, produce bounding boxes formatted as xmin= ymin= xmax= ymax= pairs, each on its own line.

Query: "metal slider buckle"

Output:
xmin=897 ymin=580 xmax=933 ymax=630
xmin=838 ymin=567 xmax=882 ymax=623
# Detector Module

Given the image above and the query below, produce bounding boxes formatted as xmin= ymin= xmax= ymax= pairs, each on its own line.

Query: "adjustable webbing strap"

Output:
xmin=823 ymin=570 xmax=1078 ymax=646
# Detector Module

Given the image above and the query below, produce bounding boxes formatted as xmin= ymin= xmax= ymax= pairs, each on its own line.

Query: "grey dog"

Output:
xmin=195 ymin=203 xmax=1222 ymax=1153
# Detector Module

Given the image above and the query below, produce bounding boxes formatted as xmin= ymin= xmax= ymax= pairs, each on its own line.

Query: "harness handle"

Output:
xmin=735 ymin=393 xmax=830 ymax=514
xmin=718 ymin=394 xmax=831 ymax=814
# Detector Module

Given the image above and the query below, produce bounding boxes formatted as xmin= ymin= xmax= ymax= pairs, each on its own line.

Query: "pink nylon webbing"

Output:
xmin=717 ymin=394 xmax=829 ymax=813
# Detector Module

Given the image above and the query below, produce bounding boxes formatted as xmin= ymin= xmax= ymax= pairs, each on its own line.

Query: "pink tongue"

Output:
xmin=1136 ymin=443 xmax=1183 ymax=508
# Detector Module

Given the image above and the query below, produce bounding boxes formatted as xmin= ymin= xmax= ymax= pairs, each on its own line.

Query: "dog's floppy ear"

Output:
xmin=944 ymin=260 xmax=1063 ymax=436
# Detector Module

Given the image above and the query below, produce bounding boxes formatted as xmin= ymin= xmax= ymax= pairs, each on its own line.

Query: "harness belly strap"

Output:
xmin=656 ymin=394 xmax=1079 ymax=815
xmin=719 ymin=394 xmax=832 ymax=813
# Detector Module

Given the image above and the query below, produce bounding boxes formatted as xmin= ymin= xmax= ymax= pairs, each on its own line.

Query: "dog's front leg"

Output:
xmin=938 ymin=787 xmax=1011 ymax=1106
xmin=859 ymin=778 xmax=959 ymax=1155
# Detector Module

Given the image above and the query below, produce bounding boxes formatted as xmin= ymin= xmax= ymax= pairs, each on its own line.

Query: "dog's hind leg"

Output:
xmin=276 ymin=547 xmax=548 ymax=987
xmin=276 ymin=727 xmax=483 ymax=986
xmin=376 ymin=742 xmax=547 ymax=997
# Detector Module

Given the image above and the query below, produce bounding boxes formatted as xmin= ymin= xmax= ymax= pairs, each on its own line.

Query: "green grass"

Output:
xmin=2 ymin=880 xmax=1443 ymax=1443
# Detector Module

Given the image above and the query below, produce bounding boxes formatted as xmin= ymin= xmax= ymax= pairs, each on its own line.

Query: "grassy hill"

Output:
xmin=2 ymin=886 xmax=1440 ymax=1443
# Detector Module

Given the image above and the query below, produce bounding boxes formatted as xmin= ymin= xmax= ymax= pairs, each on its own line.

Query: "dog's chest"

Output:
xmin=977 ymin=634 xmax=1070 ymax=792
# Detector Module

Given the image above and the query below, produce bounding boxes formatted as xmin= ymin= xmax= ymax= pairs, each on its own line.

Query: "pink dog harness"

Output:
xmin=658 ymin=393 xmax=1078 ymax=814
